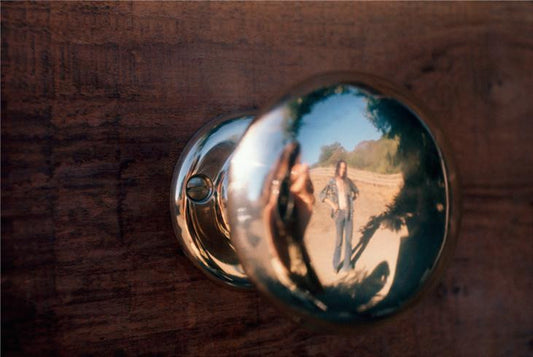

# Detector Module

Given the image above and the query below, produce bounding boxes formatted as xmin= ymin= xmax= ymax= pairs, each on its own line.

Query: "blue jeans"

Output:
xmin=333 ymin=209 xmax=353 ymax=272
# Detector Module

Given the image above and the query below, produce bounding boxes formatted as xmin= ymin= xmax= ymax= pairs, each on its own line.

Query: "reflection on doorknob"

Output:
xmin=170 ymin=72 xmax=460 ymax=331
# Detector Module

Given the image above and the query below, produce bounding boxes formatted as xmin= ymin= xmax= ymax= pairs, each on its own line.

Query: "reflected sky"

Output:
xmin=297 ymin=93 xmax=381 ymax=165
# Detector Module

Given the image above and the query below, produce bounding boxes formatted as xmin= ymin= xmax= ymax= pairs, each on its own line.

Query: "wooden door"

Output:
xmin=2 ymin=2 xmax=532 ymax=355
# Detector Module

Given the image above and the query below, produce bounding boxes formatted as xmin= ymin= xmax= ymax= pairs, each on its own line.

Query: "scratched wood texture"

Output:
xmin=2 ymin=2 xmax=532 ymax=356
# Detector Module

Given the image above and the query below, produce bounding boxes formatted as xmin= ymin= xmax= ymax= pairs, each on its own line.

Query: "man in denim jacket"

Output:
xmin=319 ymin=160 xmax=359 ymax=273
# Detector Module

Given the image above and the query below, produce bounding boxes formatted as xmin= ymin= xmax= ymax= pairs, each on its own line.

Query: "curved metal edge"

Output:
xmin=170 ymin=112 xmax=256 ymax=289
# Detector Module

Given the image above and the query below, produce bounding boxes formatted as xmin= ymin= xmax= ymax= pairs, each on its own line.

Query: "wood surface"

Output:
xmin=2 ymin=2 xmax=532 ymax=356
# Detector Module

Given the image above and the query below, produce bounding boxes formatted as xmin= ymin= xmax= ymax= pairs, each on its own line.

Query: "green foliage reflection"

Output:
xmin=317 ymin=137 xmax=401 ymax=174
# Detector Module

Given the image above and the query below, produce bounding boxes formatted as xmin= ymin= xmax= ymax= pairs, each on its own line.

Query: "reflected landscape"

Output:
xmin=229 ymin=82 xmax=449 ymax=321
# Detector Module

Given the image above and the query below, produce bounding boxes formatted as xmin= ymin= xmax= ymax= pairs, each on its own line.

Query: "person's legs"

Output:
xmin=333 ymin=211 xmax=345 ymax=271
xmin=342 ymin=217 xmax=353 ymax=272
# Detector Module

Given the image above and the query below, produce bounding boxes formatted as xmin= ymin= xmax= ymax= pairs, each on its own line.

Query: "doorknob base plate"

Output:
xmin=170 ymin=113 xmax=254 ymax=288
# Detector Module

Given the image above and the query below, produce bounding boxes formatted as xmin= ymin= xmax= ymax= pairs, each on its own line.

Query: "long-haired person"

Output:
xmin=319 ymin=160 xmax=359 ymax=273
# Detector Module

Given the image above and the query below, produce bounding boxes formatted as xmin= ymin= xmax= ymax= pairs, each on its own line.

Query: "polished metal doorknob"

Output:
xmin=170 ymin=72 xmax=460 ymax=331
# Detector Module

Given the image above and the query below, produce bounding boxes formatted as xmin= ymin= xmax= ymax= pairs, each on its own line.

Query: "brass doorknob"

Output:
xmin=170 ymin=72 xmax=460 ymax=331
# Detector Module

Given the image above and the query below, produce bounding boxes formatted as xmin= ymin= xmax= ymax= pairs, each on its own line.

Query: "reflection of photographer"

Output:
xmin=264 ymin=142 xmax=322 ymax=293
xmin=319 ymin=160 xmax=359 ymax=273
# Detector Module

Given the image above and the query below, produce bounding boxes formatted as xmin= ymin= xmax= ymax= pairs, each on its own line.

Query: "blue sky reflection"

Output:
xmin=297 ymin=93 xmax=381 ymax=165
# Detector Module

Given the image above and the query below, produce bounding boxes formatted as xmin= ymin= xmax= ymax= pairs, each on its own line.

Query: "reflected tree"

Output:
xmin=318 ymin=142 xmax=346 ymax=164
xmin=317 ymin=138 xmax=401 ymax=174
xmin=362 ymin=97 xmax=446 ymax=311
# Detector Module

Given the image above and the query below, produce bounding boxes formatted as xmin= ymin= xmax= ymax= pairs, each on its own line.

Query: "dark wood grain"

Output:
xmin=2 ymin=2 xmax=532 ymax=356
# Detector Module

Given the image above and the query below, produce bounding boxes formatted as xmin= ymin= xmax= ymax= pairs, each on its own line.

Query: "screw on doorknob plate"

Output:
xmin=186 ymin=174 xmax=213 ymax=202
xmin=170 ymin=113 xmax=254 ymax=288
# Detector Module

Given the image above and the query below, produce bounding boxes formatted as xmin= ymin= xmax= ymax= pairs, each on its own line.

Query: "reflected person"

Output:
xmin=263 ymin=142 xmax=322 ymax=293
xmin=319 ymin=160 xmax=359 ymax=273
